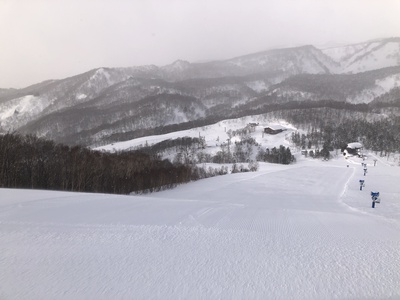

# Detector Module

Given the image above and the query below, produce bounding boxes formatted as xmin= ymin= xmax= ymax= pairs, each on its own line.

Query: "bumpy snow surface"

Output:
xmin=1 ymin=155 xmax=400 ymax=299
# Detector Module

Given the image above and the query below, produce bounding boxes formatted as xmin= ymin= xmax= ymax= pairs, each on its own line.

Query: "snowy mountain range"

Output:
xmin=1 ymin=37 xmax=400 ymax=146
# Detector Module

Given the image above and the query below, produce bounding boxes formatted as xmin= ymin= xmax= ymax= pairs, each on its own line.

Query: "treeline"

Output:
xmin=134 ymin=136 xmax=206 ymax=156
xmin=256 ymin=146 xmax=295 ymax=164
xmin=98 ymin=99 xmax=373 ymax=146
xmin=0 ymin=133 xmax=205 ymax=194
xmin=237 ymin=99 xmax=370 ymax=118
xmin=291 ymin=118 xmax=400 ymax=158
xmin=89 ymin=98 xmax=400 ymax=148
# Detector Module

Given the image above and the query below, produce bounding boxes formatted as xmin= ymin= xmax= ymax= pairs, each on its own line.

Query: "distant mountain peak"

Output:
xmin=163 ymin=60 xmax=191 ymax=71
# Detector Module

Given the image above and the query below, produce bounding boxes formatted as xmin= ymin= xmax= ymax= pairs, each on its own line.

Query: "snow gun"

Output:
xmin=371 ymin=192 xmax=380 ymax=208
xmin=359 ymin=180 xmax=365 ymax=191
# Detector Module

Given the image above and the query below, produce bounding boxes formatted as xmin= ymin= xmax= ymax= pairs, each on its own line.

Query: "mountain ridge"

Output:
xmin=1 ymin=37 xmax=400 ymax=146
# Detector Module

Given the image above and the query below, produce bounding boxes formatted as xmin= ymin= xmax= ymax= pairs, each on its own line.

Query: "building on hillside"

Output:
xmin=343 ymin=142 xmax=363 ymax=157
xmin=264 ymin=125 xmax=286 ymax=135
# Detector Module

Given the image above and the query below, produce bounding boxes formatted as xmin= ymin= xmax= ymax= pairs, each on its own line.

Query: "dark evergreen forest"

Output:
xmin=290 ymin=116 xmax=400 ymax=159
xmin=0 ymin=133 xmax=200 ymax=194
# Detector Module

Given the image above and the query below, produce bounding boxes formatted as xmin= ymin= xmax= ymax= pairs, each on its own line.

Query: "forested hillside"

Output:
xmin=0 ymin=133 xmax=196 ymax=194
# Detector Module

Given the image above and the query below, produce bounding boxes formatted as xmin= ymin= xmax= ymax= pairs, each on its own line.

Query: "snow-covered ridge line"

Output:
xmin=1 ymin=37 xmax=399 ymax=145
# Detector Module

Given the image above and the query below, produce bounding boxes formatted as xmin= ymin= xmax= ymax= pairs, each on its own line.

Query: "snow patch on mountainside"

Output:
xmin=168 ymin=108 xmax=188 ymax=124
xmin=350 ymin=73 xmax=400 ymax=104
xmin=246 ymin=80 xmax=269 ymax=92
xmin=323 ymin=43 xmax=374 ymax=63
xmin=376 ymin=73 xmax=400 ymax=91
xmin=163 ymin=60 xmax=191 ymax=72
xmin=323 ymin=40 xmax=400 ymax=73
xmin=345 ymin=42 xmax=400 ymax=73
xmin=275 ymin=89 xmax=316 ymax=101
xmin=92 ymin=68 xmax=112 ymax=85
xmin=76 ymin=68 xmax=128 ymax=98
xmin=228 ymin=46 xmax=336 ymax=75
xmin=0 ymin=95 xmax=52 ymax=129
xmin=76 ymin=93 xmax=87 ymax=100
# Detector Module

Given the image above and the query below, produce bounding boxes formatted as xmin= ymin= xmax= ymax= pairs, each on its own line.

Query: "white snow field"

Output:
xmin=1 ymin=155 xmax=400 ymax=299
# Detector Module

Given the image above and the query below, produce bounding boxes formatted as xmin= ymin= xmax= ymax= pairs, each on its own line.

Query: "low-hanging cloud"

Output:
xmin=1 ymin=0 xmax=400 ymax=88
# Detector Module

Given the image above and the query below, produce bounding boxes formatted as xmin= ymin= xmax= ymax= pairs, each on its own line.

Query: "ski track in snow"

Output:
xmin=1 ymin=157 xmax=400 ymax=299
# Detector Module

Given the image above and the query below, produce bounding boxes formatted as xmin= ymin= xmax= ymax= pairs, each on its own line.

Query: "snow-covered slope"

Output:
xmin=0 ymin=68 xmax=132 ymax=130
xmin=1 ymin=154 xmax=399 ymax=299
xmin=0 ymin=95 xmax=47 ymax=130
xmin=323 ymin=37 xmax=400 ymax=73
xmin=352 ymin=72 xmax=400 ymax=103
xmin=95 ymin=115 xmax=296 ymax=159
xmin=269 ymin=66 xmax=400 ymax=104
xmin=228 ymin=45 xmax=339 ymax=75
xmin=0 ymin=65 xmax=167 ymax=130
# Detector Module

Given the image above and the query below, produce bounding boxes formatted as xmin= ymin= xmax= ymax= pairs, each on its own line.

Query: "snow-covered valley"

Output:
xmin=1 ymin=153 xmax=399 ymax=299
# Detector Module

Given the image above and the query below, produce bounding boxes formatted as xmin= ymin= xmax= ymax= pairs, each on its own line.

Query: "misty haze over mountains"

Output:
xmin=1 ymin=37 xmax=400 ymax=146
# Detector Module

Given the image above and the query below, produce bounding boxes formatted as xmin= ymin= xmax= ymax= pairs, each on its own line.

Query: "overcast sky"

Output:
xmin=1 ymin=0 xmax=400 ymax=88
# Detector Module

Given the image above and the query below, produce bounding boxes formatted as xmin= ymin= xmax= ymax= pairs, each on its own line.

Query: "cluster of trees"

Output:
xmin=300 ymin=148 xmax=331 ymax=160
xmin=139 ymin=136 xmax=207 ymax=165
xmin=291 ymin=131 xmax=333 ymax=160
xmin=132 ymin=123 xmax=296 ymax=169
xmin=135 ymin=136 xmax=206 ymax=157
xmin=230 ymin=136 xmax=258 ymax=163
xmin=340 ymin=119 xmax=400 ymax=154
xmin=291 ymin=117 xmax=400 ymax=159
xmin=212 ymin=136 xmax=259 ymax=164
xmin=0 ymin=133 xmax=224 ymax=194
xmin=231 ymin=161 xmax=259 ymax=173
xmin=139 ymin=133 xmax=262 ymax=167
xmin=256 ymin=146 xmax=295 ymax=164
